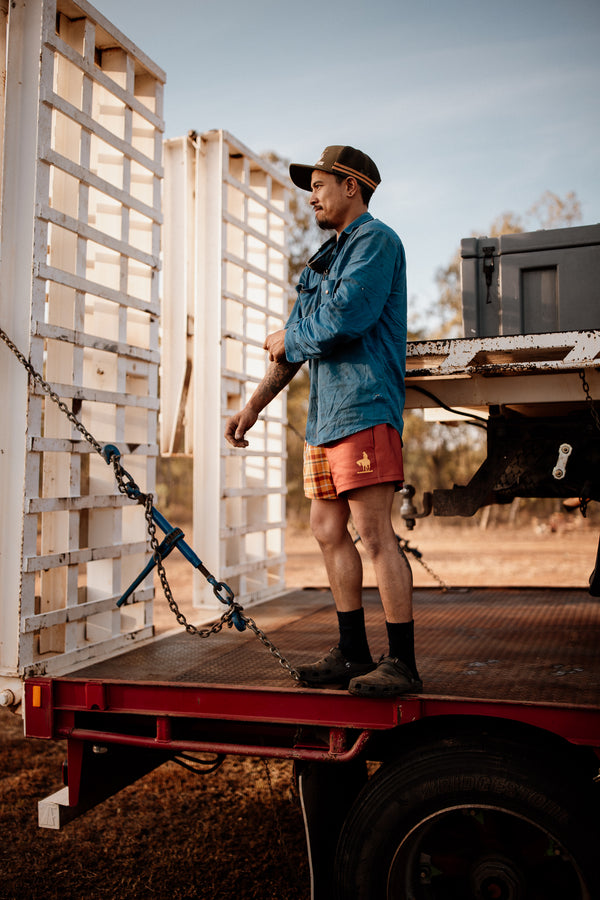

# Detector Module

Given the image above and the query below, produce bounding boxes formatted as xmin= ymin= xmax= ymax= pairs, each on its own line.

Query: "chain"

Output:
xmin=143 ymin=492 xmax=242 ymax=638
xmin=237 ymin=613 xmax=302 ymax=681
xmin=112 ymin=457 xmax=300 ymax=679
xmin=141 ymin=486 xmax=301 ymax=679
xmin=0 ymin=324 xmax=301 ymax=681
xmin=579 ymin=369 xmax=600 ymax=433
xmin=398 ymin=537 xmax=451 ymax=591
xmin=352 ymin=518 xmax=451 ymax=592
xmin=0 ymin=326 xmax=104 ymax=456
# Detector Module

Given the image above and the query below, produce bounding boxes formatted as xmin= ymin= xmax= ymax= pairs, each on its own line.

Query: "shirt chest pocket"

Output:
xmin=297 ymin=281 xmax=323 ymax=316
xmin=320 ymin=278 xmax=335 ymax=301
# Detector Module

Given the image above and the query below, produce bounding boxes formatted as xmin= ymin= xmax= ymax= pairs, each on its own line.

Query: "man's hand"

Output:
xmin=224 ymin=339 xmax=301 ymax=449
xmin=264 ymin=329 xmax=287 ymax=363
xmin=224 ymin=406 xmax=258 ymax=448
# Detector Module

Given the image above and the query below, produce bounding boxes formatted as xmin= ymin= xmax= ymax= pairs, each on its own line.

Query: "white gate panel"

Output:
xmin=0 ymin=0 xmax=164 ymax=682
xmin=162 ymin=131 xmax=290 ymax=611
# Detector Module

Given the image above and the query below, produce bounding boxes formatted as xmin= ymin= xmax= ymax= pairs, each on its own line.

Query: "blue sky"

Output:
xmin=97 ymin=0 xmax=600 ymax=325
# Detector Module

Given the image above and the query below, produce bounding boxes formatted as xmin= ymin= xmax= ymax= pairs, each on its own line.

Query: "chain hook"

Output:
xmin=207 ymin=577 xmax=246 ymax=631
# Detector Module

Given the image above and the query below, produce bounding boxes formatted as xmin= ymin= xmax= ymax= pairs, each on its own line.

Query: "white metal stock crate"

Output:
xmin=0 ymin=0 xmax=164 ymax=682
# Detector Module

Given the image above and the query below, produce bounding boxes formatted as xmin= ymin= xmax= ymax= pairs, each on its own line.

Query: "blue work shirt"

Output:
xmin=284 ymin=212 xmax=407 ymax=446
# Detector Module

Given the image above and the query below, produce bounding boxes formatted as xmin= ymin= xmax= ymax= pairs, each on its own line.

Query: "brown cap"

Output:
xmin=289 ymin=145 xmax=381 ymax=193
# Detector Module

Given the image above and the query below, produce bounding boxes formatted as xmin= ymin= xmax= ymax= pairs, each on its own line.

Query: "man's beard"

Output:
xmin=317 ymin=216 xmax=335 ymax=231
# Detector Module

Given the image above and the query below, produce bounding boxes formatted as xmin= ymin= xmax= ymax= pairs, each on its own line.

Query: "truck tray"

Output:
xmin=69 ymin=586 xmax=599 ymax=706
xmin=25 ymin=587 xmax=600 ymax=758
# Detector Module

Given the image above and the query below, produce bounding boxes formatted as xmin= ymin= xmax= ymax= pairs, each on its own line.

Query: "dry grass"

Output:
xmin=0 ymin=711 xmax=309 ymax=899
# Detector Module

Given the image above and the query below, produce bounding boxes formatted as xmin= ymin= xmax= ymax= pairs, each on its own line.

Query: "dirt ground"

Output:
xmin=285 ymin=514 xmax=599 ymax=593
xmin=1 ymin=518 xmax=598 ymax=899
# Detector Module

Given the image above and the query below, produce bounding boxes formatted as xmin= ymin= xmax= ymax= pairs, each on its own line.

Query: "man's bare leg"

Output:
xmin=344 ymin=483 xmax=421 ymax=696
xmin=294 ymin=497 xmax=375 ymax=685
xmin=297 ymin=486 xmax=421 ymax=693
xmin=346 ymin=483 xmax=412 ymax=623
xmin=309 ymin=497 xmax=362 ymax=611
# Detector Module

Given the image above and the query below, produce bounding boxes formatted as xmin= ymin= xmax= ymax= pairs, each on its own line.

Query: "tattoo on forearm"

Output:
xmin=269 ymin=360 xmax=299 ymax=389
xmin=257 ymin=361 xmax=301 ymax=403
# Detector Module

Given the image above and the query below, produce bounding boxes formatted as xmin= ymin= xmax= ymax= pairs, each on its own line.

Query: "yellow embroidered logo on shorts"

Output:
xmin=356 ymin=451 xmax=372 ymax=473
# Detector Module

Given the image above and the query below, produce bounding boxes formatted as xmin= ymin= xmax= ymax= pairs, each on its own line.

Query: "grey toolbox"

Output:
xmin=461 ymin=223 xmax=600 ymax=337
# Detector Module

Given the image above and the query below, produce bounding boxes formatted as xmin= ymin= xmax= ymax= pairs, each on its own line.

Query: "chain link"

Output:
xmin=0 ymin=325 xmax=302 ymax=682
xmin=0 ymin=326 xmax=104 ymax=455
xmin=353 ymin=517 xmax=451 ymax=592
xmin=579 ymin=369 xmax=600 ymax=432
xmin=398 ymin=537 xmax=452 ymax=591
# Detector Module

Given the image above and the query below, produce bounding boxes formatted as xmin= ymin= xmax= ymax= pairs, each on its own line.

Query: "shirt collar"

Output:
xmin=307 ymin=212 xmax=374 ymax=273
xmin=342 ymin=211 xmax=373 ymax=235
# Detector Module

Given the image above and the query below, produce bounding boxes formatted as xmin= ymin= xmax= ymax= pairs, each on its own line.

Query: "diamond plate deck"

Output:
xmin=69 ymin=587 xmax=600 ymax=707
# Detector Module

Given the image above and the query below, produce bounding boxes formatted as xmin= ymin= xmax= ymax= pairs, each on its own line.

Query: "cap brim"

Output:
xmin=289 ymin=163 xmax=319 ymax=192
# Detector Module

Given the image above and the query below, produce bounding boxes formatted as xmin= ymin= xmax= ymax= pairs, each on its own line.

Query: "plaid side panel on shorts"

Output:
xmin=303 ymin=442 xmax=338 ymax=500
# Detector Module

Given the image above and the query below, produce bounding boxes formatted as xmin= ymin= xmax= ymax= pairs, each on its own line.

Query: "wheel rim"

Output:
xmin=388 ymin=804 xmax=589 ymax=900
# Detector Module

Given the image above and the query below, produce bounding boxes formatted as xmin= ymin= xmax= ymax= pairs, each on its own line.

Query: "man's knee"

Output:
xmin=350 ymin=510 xmax=397 ymax=559
xmin=310 ymin=499 xmax=349 ymax=547
xmin=355 ymin=524 xmax=395 ymax=559
xmin=347 ymin=486 xmax=395 ymax=554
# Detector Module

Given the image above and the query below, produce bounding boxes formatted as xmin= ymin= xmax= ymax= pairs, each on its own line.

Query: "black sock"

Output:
xmin=386 ymin=619 xmax=419 ymax=679
xmin=337 ymin=608 xmax=372 ymax=663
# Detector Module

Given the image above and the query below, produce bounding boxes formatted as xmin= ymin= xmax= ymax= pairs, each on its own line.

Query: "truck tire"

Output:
xmin=334 ymin=729 xmax=600 ymax=900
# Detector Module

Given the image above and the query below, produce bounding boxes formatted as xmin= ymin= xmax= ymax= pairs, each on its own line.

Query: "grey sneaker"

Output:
xmin=296 ymin=646 xmax=375 ymax=687
xmin=348 ymin=656 xmax=423 ymax=698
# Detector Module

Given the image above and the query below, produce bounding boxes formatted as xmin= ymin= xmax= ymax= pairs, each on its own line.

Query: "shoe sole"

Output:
xmin=348 ymin=680 xmax=423 ymax=698
xmin=297 ymin=663 xmax=376 ymax=688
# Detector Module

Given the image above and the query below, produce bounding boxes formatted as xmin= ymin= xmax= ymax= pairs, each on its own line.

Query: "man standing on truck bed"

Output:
xmin=225 ymin=145 xmax=421 ymax=697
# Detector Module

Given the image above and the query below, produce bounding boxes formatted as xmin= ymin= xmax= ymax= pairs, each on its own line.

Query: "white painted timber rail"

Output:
xmin=0 ymin=0 xmax=164 ymax=689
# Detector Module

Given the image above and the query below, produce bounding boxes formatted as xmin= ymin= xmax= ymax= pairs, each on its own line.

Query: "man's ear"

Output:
xmin=345 ymin=176 xmax=359 ymax=198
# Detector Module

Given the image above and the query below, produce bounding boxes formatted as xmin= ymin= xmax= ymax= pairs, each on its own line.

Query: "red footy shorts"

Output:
xmin=303 ymin=424 xmax=404 ymax=500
